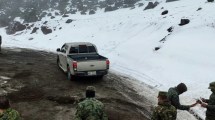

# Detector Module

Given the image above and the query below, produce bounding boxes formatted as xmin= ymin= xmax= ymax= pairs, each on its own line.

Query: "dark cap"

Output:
xmin=208 ymin=82 xmax=215 ymax=89
xmin=86 ymin=86 xmax=96 ymax=92
xmin=158 ymin=91 xmax=168 ymax=99
xmin=177 ymin=83 xmax=187 ymax=94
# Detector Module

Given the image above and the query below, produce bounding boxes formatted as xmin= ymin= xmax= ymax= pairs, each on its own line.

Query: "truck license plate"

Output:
xmin=88 ymin=71 xmax=96 ymax=75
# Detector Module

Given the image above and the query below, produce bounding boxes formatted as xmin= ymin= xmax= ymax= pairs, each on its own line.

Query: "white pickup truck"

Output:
xmin=56 ymin=42 xmax=109 ymax=80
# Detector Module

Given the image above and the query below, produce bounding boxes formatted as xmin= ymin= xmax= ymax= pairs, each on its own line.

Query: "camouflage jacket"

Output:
xmin=151 ymin=102 xmax=177 ymax=120
xmin=74 ymin=98 xmax=108 ymax=120
xmin=0 ymin=108 xmax=21 ymax=120
xmin=167 ymin=87 xmax=190 ymax=110
xmin=205 ymin=92 xmax=215 ymax=120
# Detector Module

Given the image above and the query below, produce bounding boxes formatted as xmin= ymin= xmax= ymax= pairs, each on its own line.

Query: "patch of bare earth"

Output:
xmin=0 ymin=48 xmax=153 ymax=120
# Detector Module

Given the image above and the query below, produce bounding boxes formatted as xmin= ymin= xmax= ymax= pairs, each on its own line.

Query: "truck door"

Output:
xmin=62 ymin=45 xmax=69 ymax=69
xmin=59 ymin=44 xmax=67 ymax=71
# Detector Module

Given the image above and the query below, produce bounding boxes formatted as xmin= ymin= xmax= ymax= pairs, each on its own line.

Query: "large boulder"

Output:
xmin=179 ymin=19 xmax=190 ymax=26
xmin=6 ymin=21 xmax=26 ymax=35
xmin=31 ymin=27 xmax=39 ymax=34
xmin=89 ymin=10 xmax=96 ymax=15
xmin=55 ymin=12 xmax=60 ymax=16
xmin=161 ymin=10 xmax=168 ymax=15
xmin=144 ymin=2 xmax=159 ymax=10
xmin=65 ymin=19 xmax=73 ymax=23
xmin=104 ymin=6 xmax=118 ymax=12
xmin=41 ymin=26 xmax=52 ymax=35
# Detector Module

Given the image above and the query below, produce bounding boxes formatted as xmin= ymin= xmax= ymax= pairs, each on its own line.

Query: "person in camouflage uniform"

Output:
xmin=199 ymin=82 xmax=215 ymax=120
xmin=167 ymin=83 xmax=197 ymax=110
xmin=74 ymin=86 xmax=108 ymax=120
xmin=151 ymin=91 xmax=177 ymax=120
xmin=0 ymin=96 xmax=21 ymax=120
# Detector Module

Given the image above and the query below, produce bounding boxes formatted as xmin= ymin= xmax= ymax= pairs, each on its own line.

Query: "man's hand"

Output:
xmin=201 ymin=102 xmax=208 ymax=108
xmin=190 ymin=102 xmax=198 ymax=107
xmin=196 ymin=99 xmax=202 ymax=104
xmin=200 ymin=97 xmax=206 ymax=102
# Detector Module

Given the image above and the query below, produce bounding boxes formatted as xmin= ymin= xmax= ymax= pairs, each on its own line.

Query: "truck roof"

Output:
xmin=65 ymin=42 xmax=95 ymax=47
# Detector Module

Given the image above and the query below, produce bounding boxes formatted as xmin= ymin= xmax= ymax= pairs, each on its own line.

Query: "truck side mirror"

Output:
xmin=56 ymin=48 xmax=60 ymax=52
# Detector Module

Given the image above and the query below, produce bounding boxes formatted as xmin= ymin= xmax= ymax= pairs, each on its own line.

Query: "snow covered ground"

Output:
xmin=1 ymin=0 xmax=215 ymax=119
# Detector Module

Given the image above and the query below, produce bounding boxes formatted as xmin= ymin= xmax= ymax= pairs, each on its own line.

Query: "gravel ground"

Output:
xmin=0 ymin=48 xmax=155 ymax=120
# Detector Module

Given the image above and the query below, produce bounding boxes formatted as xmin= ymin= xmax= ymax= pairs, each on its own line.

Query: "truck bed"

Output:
xmin=68 ymin=54 xmax=107 ymax=61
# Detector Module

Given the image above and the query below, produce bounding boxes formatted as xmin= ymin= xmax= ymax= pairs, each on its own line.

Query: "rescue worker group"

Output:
xmin=1 ymin=82 xmax=215 ymax=120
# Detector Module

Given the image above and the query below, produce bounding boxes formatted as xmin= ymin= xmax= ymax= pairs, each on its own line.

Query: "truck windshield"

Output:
xmin=69 ymin=45 xmax=96 ymax=54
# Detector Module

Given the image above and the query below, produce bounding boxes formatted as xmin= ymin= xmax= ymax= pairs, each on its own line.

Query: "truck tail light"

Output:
xmin=106 ymin=59 xmax=110 ymax=69
xmin=73 ymin=61 xmax=77 ymax=71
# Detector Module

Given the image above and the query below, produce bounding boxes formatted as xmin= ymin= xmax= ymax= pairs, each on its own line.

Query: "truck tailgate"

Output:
xmin=77 ymin=60 xmax=106 ymax=71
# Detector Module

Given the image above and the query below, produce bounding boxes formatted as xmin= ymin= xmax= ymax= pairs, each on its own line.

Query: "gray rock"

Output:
xmin=41 ymin=26 xmax=52 ymax=35
xmin=43 ymin=21 xmax=48 ymax=24
xmin=89 ymin=10 xmax=96 ymax=15
xmin=179 ymin=19 xmax=190 ymax=26
xmin=51 ymin=16 xmax=55 ymax=19
xmin=47 ymin=13 xmax=52 ymax=16
xmin=31 ymin=27 xmax=39 ymax=34
xmin=197 ymin=8 xmax=202 ymax=11
xmin=62 ymin=14 xmax=69 ymax=17
xmin=6 ymin=21 xmax=26 ymax=35
xmin=144 ymin=2 xmax=159 ymax=10
xmin=161 ymin=10 xmax=168 ymax=15
xmin=138 ymin=3 xmax=144 ymax=7
xmin=65 ymin=19 xmax=73 ymax=23
xmin=167 ymin=26 xmax=173 ymax=32
xmin=105 ymin=6 xmax=118 ymax=12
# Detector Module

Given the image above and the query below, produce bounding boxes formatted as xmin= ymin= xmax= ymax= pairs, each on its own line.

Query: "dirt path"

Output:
xmin=0 ymin=48 xmax=155 ymax=120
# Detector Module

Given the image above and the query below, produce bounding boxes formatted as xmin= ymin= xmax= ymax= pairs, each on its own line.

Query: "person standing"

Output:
xmin=151 ymin=91 xmax=177 ymax=120
xmin=199 ymin=82 xmax=215 ymax=120
xmin=0 ymin=96 xmax=21 ymax=120
xmin=74 ymin=86 xmax=108 ymax=120
xmin=167 ymin=83 xmax=198 ymax=110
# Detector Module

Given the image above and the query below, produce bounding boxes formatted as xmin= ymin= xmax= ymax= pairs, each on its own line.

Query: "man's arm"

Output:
xmin=171 ymin=94 xmax=190 ymax=110
xmin=206 ymin=105 xmax=215 ymax=110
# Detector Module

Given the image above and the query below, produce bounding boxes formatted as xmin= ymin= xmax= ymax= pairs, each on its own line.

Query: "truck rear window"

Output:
xmin=69 ymin=45 xmax=96 ymax=54
xmin=79 ymin=45 xmax=88 ymax=53
xmin=88 ymin=46 xmax=96 ymax=53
